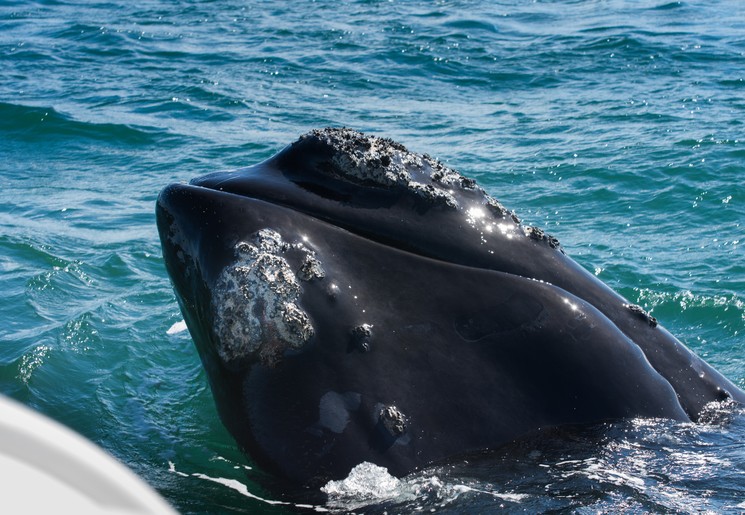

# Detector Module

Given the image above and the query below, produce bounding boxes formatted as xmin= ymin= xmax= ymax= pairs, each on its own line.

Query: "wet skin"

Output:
xmin=157 ymin=128 xmax=744 ymax=488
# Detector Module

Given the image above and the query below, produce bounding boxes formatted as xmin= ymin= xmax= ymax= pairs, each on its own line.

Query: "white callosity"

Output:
xmin=211 ymin=229 xmax=322 ymax=366
xmin=302 ymin=128 xmax=466 ymax=208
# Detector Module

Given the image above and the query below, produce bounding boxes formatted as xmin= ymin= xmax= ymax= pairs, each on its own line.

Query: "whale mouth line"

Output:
xmin=187 ymin=180 xmax=463 ymax=268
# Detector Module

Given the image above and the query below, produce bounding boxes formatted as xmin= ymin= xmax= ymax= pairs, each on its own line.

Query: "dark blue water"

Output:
xmin=1 ymin=1 xmax=744 ymax=512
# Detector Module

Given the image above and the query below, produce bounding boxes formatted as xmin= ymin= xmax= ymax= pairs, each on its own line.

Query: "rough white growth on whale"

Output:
xmin=211 ymin=229 xmax=317 ymax=366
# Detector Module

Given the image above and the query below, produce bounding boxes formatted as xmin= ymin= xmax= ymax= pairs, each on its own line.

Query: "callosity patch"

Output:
xmin=211 ymin=229 xmax=323 ymax=367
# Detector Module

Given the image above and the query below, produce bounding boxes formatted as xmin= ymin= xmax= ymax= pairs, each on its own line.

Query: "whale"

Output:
xmin=156 ymin=128 xmax=744 ymax=488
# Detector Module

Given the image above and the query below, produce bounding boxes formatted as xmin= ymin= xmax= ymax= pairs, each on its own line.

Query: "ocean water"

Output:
xmin=1 ymin=0 xmax=744 ymax=513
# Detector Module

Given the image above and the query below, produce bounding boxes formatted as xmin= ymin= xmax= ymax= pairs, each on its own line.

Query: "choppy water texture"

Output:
xmin=1 ymin=0 xmax=744 ymax=513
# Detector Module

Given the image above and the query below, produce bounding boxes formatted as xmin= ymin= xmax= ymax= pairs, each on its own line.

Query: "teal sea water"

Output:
xmin=1 ymin=0 xmax=744 ymax=512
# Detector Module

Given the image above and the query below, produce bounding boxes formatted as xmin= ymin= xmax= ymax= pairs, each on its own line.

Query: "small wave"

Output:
xmin=718 ymin=78 xmax=745 ymax=88
xmin=574 ymin=33 xmax=650 ymax=53
xmin=636 ymin=287 xmax=744 ymax=309
xmin=0 ymin=102 xmax=167 ymax=145
xmin=650 ymin=1 xmax=684 ymax=11
xmin=441 ymin=18 xmax=499 ymax=34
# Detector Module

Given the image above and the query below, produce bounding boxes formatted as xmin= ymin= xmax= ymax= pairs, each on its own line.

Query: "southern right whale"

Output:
xmin=156 ymin=128 xmax=744 ymax=488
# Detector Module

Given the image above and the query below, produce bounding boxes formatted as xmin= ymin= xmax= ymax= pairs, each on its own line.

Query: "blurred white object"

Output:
xmin=0 ymin=395 xmax=177 ymax=514
xmin=166 ymin=320 xmax=188 ymax=335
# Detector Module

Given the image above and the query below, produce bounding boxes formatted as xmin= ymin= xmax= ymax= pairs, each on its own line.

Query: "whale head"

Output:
xmin=156 ymin=128 xmax=742 ymax=488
